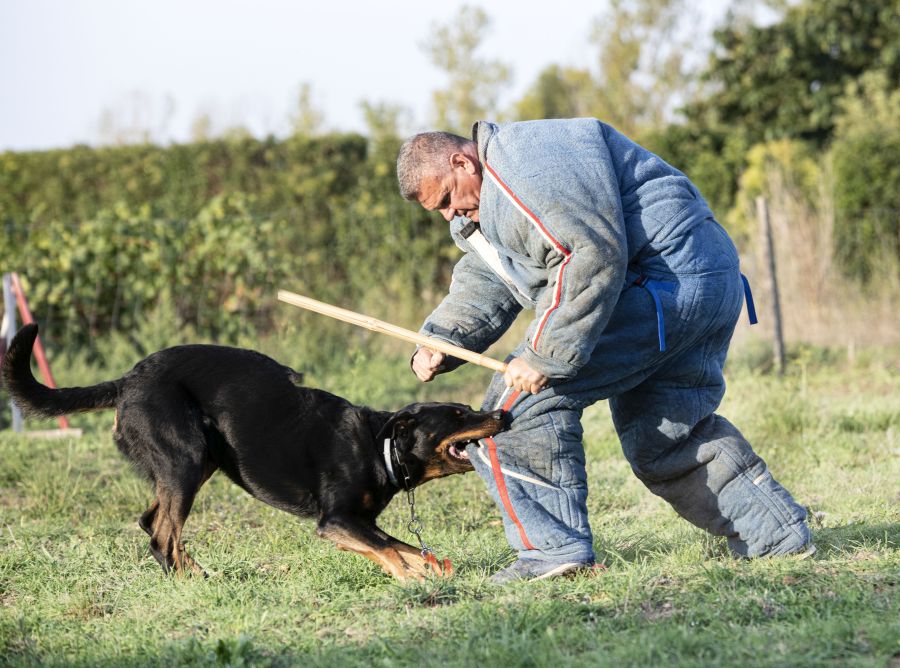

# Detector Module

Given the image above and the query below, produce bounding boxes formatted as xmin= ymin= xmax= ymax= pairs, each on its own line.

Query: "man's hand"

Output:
xmin=503 ymin=357 xmax=549 ymax=394
xmin=411 ymin=347 xmax=445 ymax=382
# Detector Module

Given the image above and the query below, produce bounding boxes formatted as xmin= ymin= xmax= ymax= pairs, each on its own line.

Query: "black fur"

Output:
xmin=2 ymin=324 xmax=505 ymax=579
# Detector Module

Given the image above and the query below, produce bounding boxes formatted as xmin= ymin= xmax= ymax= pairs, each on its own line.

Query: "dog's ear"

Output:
xmin=375 ymin=410 xmax=418 ymax=452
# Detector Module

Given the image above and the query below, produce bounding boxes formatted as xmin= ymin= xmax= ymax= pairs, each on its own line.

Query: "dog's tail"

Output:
xmin=1 ymin=324 xmax=120 ymax=417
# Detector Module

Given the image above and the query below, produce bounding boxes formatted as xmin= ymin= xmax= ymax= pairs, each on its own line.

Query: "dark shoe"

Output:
xmin=489 ymin=558 xmax=594 ymax=584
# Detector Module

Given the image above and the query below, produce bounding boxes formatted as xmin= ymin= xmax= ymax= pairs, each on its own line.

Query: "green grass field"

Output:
xmin=1 ymin=349 xmax=898 ymax=667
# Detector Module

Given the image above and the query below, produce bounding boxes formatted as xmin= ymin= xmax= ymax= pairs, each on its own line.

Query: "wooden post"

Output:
xmin=756 ymin=196 xmax=786 ymax=376
xmin=2 ymin=274 xmax=24 ymax=432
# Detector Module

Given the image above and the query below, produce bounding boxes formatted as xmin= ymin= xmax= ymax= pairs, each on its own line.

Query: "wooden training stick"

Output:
xmin=277 ymin=290 xmax=508 ymax=373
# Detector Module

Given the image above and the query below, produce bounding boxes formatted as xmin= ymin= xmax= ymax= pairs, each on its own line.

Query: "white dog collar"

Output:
xmin=383 ymin=438 xmax=400 ymax=487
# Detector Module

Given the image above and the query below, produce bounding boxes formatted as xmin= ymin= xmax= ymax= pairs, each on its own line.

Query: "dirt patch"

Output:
xmin=641 ymin=599 xmax=677 ymax=621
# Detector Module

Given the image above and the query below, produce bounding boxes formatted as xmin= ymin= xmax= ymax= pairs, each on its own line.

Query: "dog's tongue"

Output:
xmin=449 ymin=445 xmax=470 ymax=460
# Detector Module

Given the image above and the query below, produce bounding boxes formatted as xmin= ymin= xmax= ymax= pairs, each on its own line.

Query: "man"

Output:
xmin=396 ymin=119 xmax=813 ymax=583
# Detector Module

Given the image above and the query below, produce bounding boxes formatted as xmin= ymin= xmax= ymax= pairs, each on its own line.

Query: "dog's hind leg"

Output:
xmin=149 ymin=485 xmax=201 ymax=576
xmin=140 ymin=461 xmax=215 ymax=540
xmin=146 ymin=459 xmax=217 ymax=577
xmin=139 ymin=499 xmax=160 ymax=537
xmin=120 ymin=392 xmax=220 ymax=576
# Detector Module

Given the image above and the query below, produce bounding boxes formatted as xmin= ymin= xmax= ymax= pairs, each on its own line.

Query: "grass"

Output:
xmin=1 ymin=346 xmax=898 ymax=667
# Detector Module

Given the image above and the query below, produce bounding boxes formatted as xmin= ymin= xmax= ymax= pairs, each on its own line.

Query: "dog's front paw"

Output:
xmin=392 ymin=550 xmax=454 ymax=580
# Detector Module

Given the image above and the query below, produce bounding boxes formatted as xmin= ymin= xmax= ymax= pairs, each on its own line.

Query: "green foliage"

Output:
xmin=512 ymin=0 xmax=693 ymax=138
xmin=641 ymin=123 xmax=750 ymax=222
xmin=0 ymin=134 xmax=367 ymax=227
xmin=687 ymin=0 xmax=900 ymax=145
xmin=829 ymin=71 xmax=900 ymax=282
xmin=588 ymin=0 xmax=691 ymax=136
xmin=0 ymin=131 xmax=458 ymax=352
xmin=2 ymin=195 xmax=291 ymax=346
xmin=289 ymin=83 xmax=325 ymax=137
xmin=725 ymin=138 xmax=823 ymax=242
xmin=642 ymin=0 xmax=900 ymax=279
xmin=514 ymin=65 xmax=597 ymax=121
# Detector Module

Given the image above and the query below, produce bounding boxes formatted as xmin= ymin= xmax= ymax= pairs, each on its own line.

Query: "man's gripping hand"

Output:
xmin=504 ymin=357 xmax=549 ymax=395
xmin=411 ymin=347 xmax=446 ymax=382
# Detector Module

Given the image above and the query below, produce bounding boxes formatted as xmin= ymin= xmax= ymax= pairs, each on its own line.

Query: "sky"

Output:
xmin=0 ymin=0 xmax=736 ymax=152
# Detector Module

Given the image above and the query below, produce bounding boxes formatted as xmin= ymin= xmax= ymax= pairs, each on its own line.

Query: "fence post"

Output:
xmin=2 ymin=273 xmax=24 ymax=432
xmin=756 ymin=196 xmax=786 ymax=376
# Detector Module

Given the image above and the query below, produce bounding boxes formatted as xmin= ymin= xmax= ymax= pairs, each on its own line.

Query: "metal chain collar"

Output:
xmin=396 ymin=455 xmax=434 ymax=558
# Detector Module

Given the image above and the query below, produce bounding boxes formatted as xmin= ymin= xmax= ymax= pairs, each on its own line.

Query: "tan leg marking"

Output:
xmin=317 ymin=523 xmax=445 ymax=581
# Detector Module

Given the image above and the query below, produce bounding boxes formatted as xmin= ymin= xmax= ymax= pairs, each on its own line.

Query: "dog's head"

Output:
xmin=376 ymin=402 xmax=507 ymax=486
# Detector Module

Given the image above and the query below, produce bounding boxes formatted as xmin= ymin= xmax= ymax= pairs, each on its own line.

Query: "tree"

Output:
xmin=422 ymin=6 xmax=511 ymax=134
xmin=289 ymin=83 xmax=324 ymax=136
xmin=511 ymin=0 xmax=695 ymax=138
xmin=513 ymin=65 xmax=596 ymax=121
xmin=830 ymin=71 xmax=900 ymax=281
xmin=687 ymin=0 xmax=900 ymax=145
xmin=588 ymin=0 xmax=692 ymax=135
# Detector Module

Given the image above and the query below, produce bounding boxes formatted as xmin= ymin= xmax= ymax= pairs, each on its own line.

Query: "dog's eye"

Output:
xmin=454 ymin=409 xmax=464 ymax=417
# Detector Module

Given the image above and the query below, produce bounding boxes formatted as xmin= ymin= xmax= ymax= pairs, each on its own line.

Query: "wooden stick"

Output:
xmin=277 ymin=290 xmax=508 ymax=373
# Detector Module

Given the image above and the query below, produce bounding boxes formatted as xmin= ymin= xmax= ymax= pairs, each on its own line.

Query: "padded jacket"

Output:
xmin=420 ymin=118 xmax=724 ymax=380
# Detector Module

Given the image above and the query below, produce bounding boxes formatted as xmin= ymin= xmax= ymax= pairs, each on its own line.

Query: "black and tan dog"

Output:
xmin=2 ymin=324 xmax=505 ymax=580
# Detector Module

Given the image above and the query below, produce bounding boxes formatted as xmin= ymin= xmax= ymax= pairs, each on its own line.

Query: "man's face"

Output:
xmin=417 ymin=153 xmax=483 ymax=223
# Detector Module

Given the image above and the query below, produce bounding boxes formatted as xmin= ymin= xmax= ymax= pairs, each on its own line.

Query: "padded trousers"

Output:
xmin=467 ymin=264 xmax=811 ymax=563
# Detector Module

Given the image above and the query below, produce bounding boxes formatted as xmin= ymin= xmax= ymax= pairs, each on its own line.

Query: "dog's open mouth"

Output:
xmin=447 ymin=442 xmax=473 ymax=461
xmin=440 ymin=415 xmax=507 ymax=465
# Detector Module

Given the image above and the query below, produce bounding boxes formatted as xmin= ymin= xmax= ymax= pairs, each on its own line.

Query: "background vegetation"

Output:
xmin=2 ymin=0 xmax=898 ymax=358
xmin=0 ymin=0 xmax=900 ymax=350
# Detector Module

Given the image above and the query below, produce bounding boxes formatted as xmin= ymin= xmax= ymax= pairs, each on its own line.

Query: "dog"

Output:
xmin=2 ymin=324 xmax=506 ymax=580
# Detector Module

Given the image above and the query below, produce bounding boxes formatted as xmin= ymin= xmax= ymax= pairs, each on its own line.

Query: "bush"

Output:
xmin=3 ymin=195 xmax=291 ymax=347
xmin=0 ymin=134 xmax=367 ymax=226
xmin=830 ymin=72 xmax=900 ymax=282
xmin=641 ymin=123 xmax=749 ymax=224
xmin=0 ymin=132 xmax=457 ymax=353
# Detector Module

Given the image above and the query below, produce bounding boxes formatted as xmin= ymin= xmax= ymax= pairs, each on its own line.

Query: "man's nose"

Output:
xmin=440 ymin=208 xmax=455 ymax=222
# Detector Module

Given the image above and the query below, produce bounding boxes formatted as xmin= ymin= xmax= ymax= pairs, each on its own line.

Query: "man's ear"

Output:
xmin=449 ymin=152 xmax=478 ymax=175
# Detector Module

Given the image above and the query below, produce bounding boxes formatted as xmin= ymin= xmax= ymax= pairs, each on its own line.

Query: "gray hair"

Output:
xmin=396 ymin=131 xmax=470 ymax=200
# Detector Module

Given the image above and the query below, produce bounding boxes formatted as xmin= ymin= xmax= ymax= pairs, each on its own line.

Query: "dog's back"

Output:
xmin=113 ymin=343 xmax=366 ymax=514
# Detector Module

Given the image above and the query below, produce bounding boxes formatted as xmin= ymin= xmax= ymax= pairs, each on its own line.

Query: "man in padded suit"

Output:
xmin=396 ymin=119 xmax=813 ymax=583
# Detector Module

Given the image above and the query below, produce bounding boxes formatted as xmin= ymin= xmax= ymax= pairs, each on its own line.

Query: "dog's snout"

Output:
xmin=490 ymin=410 xmax=506 ymax=424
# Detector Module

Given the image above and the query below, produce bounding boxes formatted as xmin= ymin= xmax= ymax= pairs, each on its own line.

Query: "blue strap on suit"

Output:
xmin=636 ymin=272 xmax=758 ymax=353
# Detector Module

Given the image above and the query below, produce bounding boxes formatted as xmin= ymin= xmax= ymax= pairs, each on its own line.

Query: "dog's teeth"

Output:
xmin=448 ymin=445 xmax=470 ymax=460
